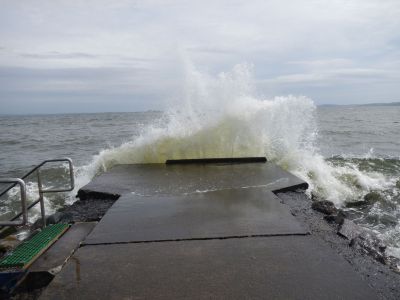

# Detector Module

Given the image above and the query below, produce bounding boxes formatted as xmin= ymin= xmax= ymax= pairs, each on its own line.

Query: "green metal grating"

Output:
xmin=0 ymin=223 xmax=69 ymax=269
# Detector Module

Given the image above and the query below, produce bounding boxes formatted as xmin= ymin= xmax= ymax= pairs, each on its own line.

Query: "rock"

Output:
xmin=32 ymin=217 xmax=47 ymax=230
xmin=323 ymin=215 xmax=337 ymax=223
xmin=46 ymin=212 xmax=64 ymax=225
xmin=311 ymin=192 xmax=319 ymax=201
xmin=346 ymin=192 xmax=383 ymax=208
xmin=311 ymin=200 xmax=338 ymax=215
xmin=0 ymin=235 xmax=20 ymax=255
xmin=380 ymin=214 xmax=397 ymax=227
xmin=350 ymin=232 xmax=388 ymax=265
xmin=345 ymin=200 xmax=370 ymax=208
xmin=386 ymin=256 xmax=400 ymax=274
xmin=0 ymin=226 xmax=17 ymax=239
xmin=335 ymin=210 xmax=347 ymax=225
xmin=323 ymin=210 xmax=347 ymax=225
xmin=396 ymin=179 xmax=400 ymax=189
xmin=46 ymin=211 xmax=72 ymax=225
xmin=58 ymin=198 xmax=116 ymax=223
xmin=338 ymin=219 xmax=365 ymax=240
xmin=59 ymin=212 xmax=73 ymax=223
xmin=32 ymin=212 xmax=73 ymax=230
xmin=364 ymin=191 xmax=383 ymax=204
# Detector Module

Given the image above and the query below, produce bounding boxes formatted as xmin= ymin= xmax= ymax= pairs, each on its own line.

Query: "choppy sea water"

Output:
xmin=0 ymin=65 xmax=399 ymax=257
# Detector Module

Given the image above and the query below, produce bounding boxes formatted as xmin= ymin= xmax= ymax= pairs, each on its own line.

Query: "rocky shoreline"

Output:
xmin=310 ymin=193 xmax=400 ymax=273
xmin=277 ymin=191 xmax=400 ymax=300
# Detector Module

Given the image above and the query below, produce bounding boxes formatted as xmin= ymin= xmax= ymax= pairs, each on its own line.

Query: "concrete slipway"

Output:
xmin=40 ymin=160 xmax=379 ymax=299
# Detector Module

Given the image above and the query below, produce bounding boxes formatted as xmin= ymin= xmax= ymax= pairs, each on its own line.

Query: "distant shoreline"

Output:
xmin=1 ymin=102 xmax=399 ymax=116
xmin=318 ymin=101 xmax=400 ymax=107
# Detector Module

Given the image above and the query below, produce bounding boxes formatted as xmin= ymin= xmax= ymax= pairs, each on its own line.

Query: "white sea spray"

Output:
xmin=76 ymin=63 xmax=391 ymax=205
xmin=72 ymin=63 xmax=399 ymax=258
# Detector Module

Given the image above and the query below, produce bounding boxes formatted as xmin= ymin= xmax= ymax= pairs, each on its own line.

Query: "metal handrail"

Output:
xmin=0 ymin=158 xmax=74 ymax=228
xmin=0 ymin=178 xmax=27 ymax=226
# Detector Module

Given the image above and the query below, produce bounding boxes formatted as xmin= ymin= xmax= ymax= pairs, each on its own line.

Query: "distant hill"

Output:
xmin=359 ymin=102 xmax=400 ymax=107
xmin=319 ymin=101 xmax=400 ymax=107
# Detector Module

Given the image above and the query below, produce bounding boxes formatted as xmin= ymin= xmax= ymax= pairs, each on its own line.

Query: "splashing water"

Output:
xmin=73 ymin=63 xmax=400 ymax=257
xmin=76 ymin=63 xmax=396 ymax=206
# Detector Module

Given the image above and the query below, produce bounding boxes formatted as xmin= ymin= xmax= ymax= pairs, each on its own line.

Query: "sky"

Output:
xmin=0 ymin=0 xmax=400 ymax=114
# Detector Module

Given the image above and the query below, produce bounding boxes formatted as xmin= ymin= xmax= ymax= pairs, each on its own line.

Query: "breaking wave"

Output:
xmin=76 ymin=63 xmax=398 ymax=206
xmin=72 ymin=63 xmax=399 ymax=257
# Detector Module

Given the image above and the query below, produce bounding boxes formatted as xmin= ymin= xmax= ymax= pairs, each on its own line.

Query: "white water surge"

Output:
xmin=75 ymin=63 xmax=394 ymax=207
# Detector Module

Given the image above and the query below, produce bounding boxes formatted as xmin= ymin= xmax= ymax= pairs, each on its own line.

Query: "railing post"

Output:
xmin=0 ymin=178 xmax=27 ymax=226
xmin=20 ymin=178 xmax=27 ymax=225
xmin=37 ymin=170 xmax=46 ymax=228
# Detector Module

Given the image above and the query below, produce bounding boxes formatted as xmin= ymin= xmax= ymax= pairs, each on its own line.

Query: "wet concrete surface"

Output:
xmin=41 ymin=236 xmax=378 ymax=300
xmin=38 ymin=162 xmax=383 ymax=299
xmin=83 ymin=188 xmax=307 ymax=245
xmin=78 ymin=162 xmax=308 ymax=199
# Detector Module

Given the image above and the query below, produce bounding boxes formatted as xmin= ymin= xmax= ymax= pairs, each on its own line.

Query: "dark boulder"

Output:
xmin=311 ymin=200 xmax=337 ymax=215
xmin=46 ymin=212 xmax=64 ymax=225
xmin=345 ymin=200 xmax=370 ymax=208
xmin=324 ymin=210 xmax=347 ymax=225
xmin=323 ymin=215 xmax=336 ymax=223
xmin=0 ymin=235 xmax=19 ymax=255
xmin=364 ymin=191 xmax=383 ymax=204
xmin=32 ymin=212 xmax=72 ymax=230
xmin=345 ymin=191 xmax=383 ymax=208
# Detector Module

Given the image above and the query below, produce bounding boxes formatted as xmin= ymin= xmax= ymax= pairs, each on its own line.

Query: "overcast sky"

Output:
xmin=1 ymin=0 xmax=400 ymax=114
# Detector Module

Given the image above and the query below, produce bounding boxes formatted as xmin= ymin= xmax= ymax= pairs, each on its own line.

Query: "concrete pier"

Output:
xmin=40 ymin=161 xmax=379 ymax=299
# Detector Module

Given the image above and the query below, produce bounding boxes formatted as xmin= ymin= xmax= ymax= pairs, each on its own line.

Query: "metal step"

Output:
xmin=0 ymin=224 xmax=69 ymax=270
xmin=19 ymin=222 xmax=96 ymax=291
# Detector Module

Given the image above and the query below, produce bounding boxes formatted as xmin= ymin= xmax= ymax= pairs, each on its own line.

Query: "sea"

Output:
xmin=0 ymin=65 xmax=399 ymax=258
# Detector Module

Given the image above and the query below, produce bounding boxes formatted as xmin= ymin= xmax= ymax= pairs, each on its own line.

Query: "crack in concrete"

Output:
xmin=81 ymin=232 xmax=310 ymax=247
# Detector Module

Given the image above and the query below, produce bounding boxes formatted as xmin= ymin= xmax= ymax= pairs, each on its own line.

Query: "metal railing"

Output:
xmin=0 ymin=158 xmax=74 ymax=228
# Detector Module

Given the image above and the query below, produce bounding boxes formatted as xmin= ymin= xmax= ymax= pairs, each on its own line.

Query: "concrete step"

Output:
xmin=83 ymin=188 xmax=307 ymax=245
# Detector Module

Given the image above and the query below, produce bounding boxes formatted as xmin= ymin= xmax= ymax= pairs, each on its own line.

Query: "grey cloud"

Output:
xmin=286 ymin=59 xmax=354 ymax=69
xmin=270 ymin=68 xmax=400 ymax=85
xmin=1 ymin=0 xmax=400 ymax=113
xmin=260 ymin=71 xmax=397 ymax=91
xmin=0 ymin=65 xmax=150 ymax=78
xmin=18 ymin=52 xmax=157 ymax=63
xmin=0 ymin=65 xmax=155 ymax=96
xmin=19 ymin=52 xmax=98 ymax=59
xmin=186 ymin=46 xmax=237 ymax=55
